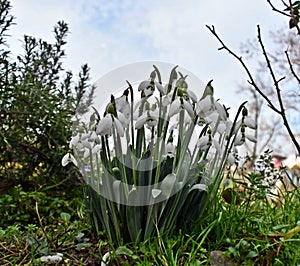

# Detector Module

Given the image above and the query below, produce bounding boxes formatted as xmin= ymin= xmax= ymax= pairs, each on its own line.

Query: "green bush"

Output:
xmin=0 ymin=0 xmax=94 ymax=189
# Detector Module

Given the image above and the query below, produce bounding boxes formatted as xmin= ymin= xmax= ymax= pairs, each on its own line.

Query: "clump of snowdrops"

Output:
xmin=62 ymin=65 xmax=256 ymax=245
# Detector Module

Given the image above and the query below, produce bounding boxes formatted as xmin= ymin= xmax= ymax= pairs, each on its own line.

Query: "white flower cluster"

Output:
xmin=62 ymin=66 xmax=256 ymax=194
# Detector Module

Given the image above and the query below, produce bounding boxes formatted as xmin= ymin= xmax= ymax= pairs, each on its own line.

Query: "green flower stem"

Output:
xmin=161 ymin=117 xmax=198 ymax=231
xmin=112 ymin=123 xmax=129 ymax=196
xmin=199 ymin=101 xmax=248 ymax=219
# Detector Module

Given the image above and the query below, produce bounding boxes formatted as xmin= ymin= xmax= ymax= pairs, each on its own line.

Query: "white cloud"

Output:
xmin=8 ymin=0 xmax=287 ymax=109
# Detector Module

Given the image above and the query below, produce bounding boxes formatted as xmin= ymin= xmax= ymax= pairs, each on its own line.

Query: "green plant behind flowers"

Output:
xmin=63 ymin=66 xmax=256 ymax=245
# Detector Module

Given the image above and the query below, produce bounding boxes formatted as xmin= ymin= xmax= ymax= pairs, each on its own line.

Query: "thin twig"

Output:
xmin=206 ymin=24 xmax=300 ymax=154
xmin=257 ymin=25 xmax=300 ymax=153
xmin=267 ymin=0 xmax=291 ymax=17
xmin=35 ymin=201 xmax=55 ymax=249
xmin=206 ymin=25 xmax=281 ymax=114
xmin=285 ymin=50 xmax=300 ymax=84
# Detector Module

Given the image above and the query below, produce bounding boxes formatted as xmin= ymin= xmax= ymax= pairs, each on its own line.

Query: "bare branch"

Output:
xmin=285 ymin=50 xmax=300 ymax=84
xmin=207 ymin=24 xmax=300 ymax=154
xmin=206 ymin=24 xmax=281 ymax=115
xmin=256 ymin=25 xmax=300 ymax=153
xmin=267 ymin=0 xmax=291 ymax=17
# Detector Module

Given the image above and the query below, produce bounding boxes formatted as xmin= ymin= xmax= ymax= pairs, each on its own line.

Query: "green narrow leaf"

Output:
xmin=126 ymin=188 xmax=142 ymax=242
xmin=160 ymin=173 xmax=177 ymax=197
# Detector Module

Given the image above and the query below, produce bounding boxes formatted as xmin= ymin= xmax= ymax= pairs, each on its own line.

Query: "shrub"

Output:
xmin=0 ymin=0 xmax=94 ymax=189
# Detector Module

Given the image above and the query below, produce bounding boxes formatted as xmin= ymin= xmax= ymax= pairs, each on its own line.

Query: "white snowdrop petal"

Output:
xmin=89 ymin=131 xmax=98 ymax=141
xmin=244 ymin=117 xmax=257 ymax=129
xmin=70 ymin=135 xmax=80 ymax=147
xmin=197 ymin=96 xmax=211 ymax=115
xmin=138 ymin=80 xmax=150 ymax=91
xmin=114 ymin=118 xmax=124 ymax=137
xmin=213 ymin=139 xmax=221 ymax=154
xmin=234 ymin=133 xmax=244 ymax=146
xmin=135 ymin=116 xmax=148 ymax=129
xmin=228 ymin=153 xmax=235 ymax=165
xmin=187 ymin=89 xmax=197 ymax=103
xmin=83 ymin=148 xmax=90 ymax=159
xmin=169 ymin=99 xmax=181 ymax=117
xmin=197 ymin=136 xmax=209 ymax=149
xmin=144 ymin=87 xmax=154 ymax=96
xmin=183 ymin=99 xmax=194 ymax=118
xmin=233 ymin=120 xmax=242 ymax=134
xmin=146 ymin=118 xmax=157 ymax=127
xmin=246 ymin=133 xmax=257 ymax=143
xmin=92 ymin=144 xmax=101 ymax=154
xmin=96 ymin=116 xmax=112 ymax=136
xmin=80 ymin=133 xmax=90 ymax=140
xmin=69 ymin=154 xmax=78 ymax=166
xmin=217 ymin=122 xmax=226 ymax=134
xmin=81 ymin=139 xmax=92 ymax=149
xmin=215 ymin=102 xmax=227 ymax=121
xmin=61 ymin=153 xmax=70 ymax=167
xmin=166 ymin=142 xmax=175 ymax=154
xmin=156 ymin=82 xmax=166 ymax=95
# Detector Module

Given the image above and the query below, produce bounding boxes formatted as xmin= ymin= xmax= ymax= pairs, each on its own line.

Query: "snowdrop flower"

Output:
xmin=215 ymin=101 xmax=228 ymax=121
xmin=228 ymin=153 xmax=236 ymax=165
xmin=187 ymin=89 xmax=197 ymax=103
xmin=183 ymin=99 xmax=194 ymax=118
xmin=146 ymin=117 xmax=158 ymax=128
xmin=138 ymin=80 xmax=155 ymax=97
xmin=89 ymin=131 xmax=99 ymax=142
xmin=234 ymin=133 xmax=244 ymax=146
xmin=166 ymin=142 xmax=176 ymax=155
xmin=197 ymin=136 xmax=210 ymax=150
xmin=196 ymin=96 xmax=212 ymax=116
xmin=116 ymin=95 xmax=130 ymax=117
xmin=246 ymin=133 xmax=257 ymax=143
xmin=244 ymin=117 xmax=257 ymax=129
xmin=135 ymin=115 xmax=148 ymax=130
xmin=169 ymin=99 xmax=181 ymax=117
xmin=118 ymin=112 xmax=130 ymax=128
xmin=217 ymin=122 xmax=227 ymax=134
xmin=233 ymin=120 xmax=243 ymax=135
xmin=96 ymin=115 xmax=113 ymax=136
xmin=114 ymin=117 xmax=125 ymax=137
xmin=92 ymin=144 xmax=101 ymax=155
xmin=162 ymin=92 xmax=173 ymax=107
xmin=62 ymin=153 xmax=78 ymax=167
xmin=69 ymin=134 xmax=80 ymax=148
xmin=212 ymin=139 xmax=222 ymax=154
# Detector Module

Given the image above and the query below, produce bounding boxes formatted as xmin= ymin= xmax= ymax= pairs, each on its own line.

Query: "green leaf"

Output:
xmin=60 ymin=212 xmax=71 ymax=222
xmin=116 ymin=246 xmax=133 ymax=256
xmin=26 ymin=236 xmax=37 ymax=245
xmin=126 ymin=188 xmax=142 ymax=242
xmin=160 ymin=173 xmax=177 ymax=197
xmin=246 ymin=251 xmax=258 ymax=259
xmin=76 ymin=243 xmax=92 ymax=250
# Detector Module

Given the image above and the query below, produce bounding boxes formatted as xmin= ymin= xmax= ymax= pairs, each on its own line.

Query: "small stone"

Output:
xmin=210 ymin=251 xmax=235 ymax=266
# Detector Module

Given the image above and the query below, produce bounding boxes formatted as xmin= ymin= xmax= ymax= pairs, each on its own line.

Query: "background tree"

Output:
xmin=237 ymin=28 xmax=300 ymax=161
xmin=0 ymin=0 xmax=94 ymax=190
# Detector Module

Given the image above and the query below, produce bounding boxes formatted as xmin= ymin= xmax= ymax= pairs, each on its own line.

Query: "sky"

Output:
xmin=8 ymin=0 xmax=288 ymax=109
